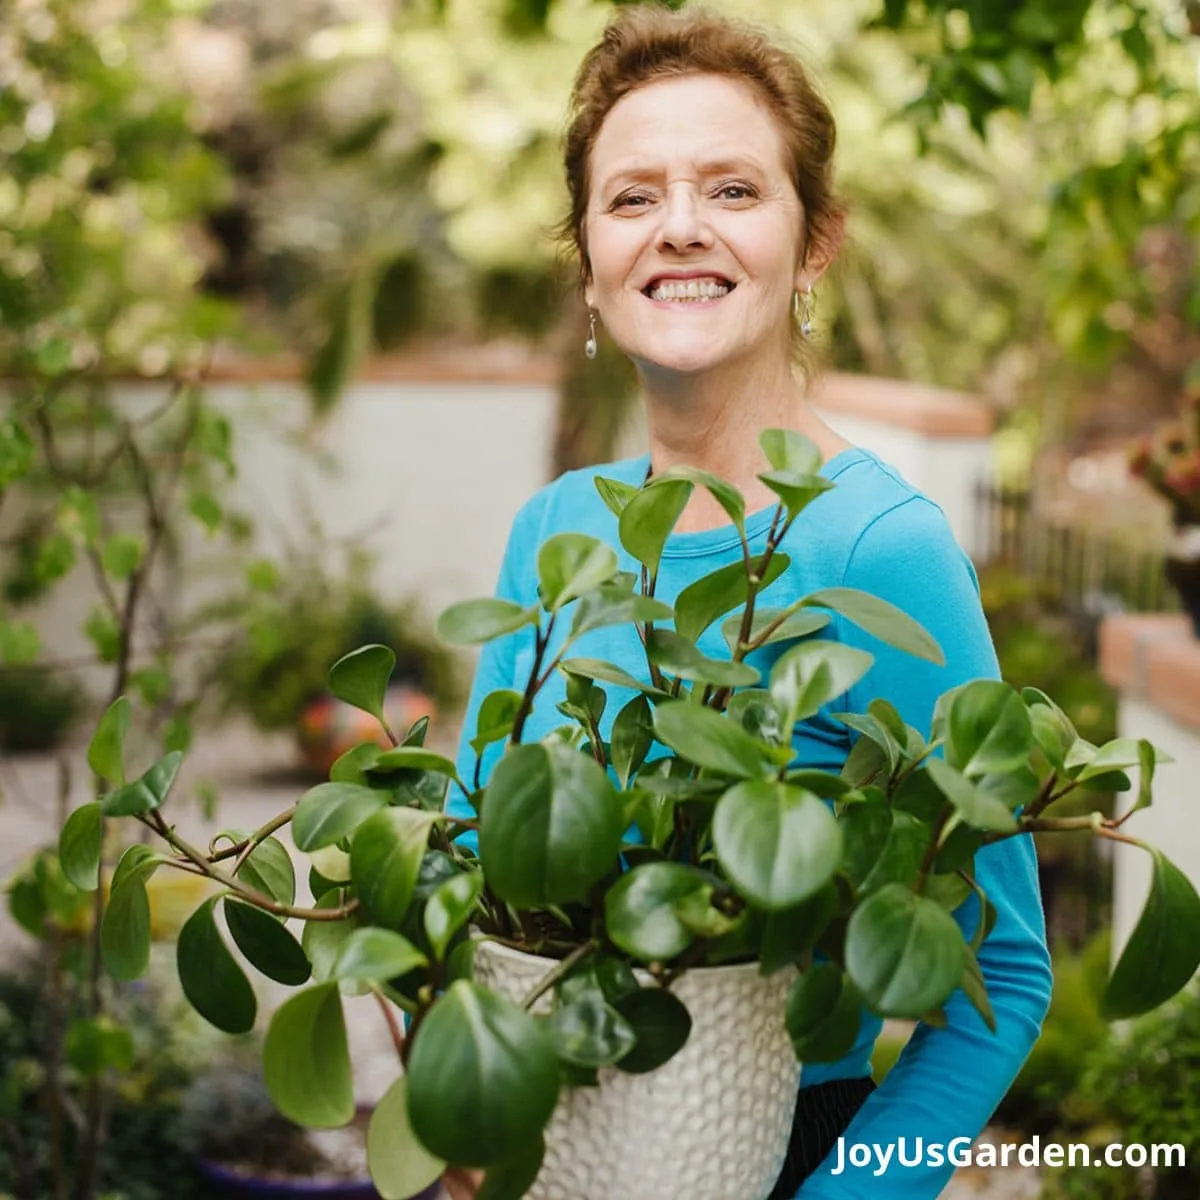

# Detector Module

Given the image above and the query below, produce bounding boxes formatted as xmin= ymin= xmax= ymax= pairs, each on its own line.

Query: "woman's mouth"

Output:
xmin=642 ymin=277 xmax=735 ymax=304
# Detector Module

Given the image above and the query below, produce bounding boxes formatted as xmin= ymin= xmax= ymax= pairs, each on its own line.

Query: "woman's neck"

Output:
xmin=640 ymin=358 xmax=854 ymax=533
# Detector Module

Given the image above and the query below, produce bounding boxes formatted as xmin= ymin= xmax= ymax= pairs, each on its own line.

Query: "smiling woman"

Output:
xmin=444 ymin=5 xmax=1053 ymax=1200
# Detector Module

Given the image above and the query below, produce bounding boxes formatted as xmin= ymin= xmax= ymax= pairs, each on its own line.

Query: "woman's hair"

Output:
xmin=557 ymin=3 xmax=842 ymax=293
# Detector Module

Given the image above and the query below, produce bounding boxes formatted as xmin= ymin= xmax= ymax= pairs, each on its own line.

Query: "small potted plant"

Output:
xmin=1128 ymin=374 xmax=1200 ymax=632
xmin=63 ymin=430 xmax=1200 ymax=1200
xmin=210 ymin=548 xmax=463 ymax=775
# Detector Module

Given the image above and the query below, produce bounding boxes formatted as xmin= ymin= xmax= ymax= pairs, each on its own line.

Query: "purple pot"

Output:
xmin=196 ymin=1158 xmax=442 ymax=1200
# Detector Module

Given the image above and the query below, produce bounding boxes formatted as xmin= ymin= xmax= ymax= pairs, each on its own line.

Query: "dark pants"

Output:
xmin=767 ymin=1077 xmax=877 ymax=1199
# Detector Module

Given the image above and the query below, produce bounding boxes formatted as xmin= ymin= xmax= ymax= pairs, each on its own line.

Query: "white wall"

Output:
xmin=811 ymin=412 xmax=991 ymax=560
xmin=21 ymin=376 xmax=558 ymax=695
xmin=1109 ymin=695 xmax=1200 ymax=968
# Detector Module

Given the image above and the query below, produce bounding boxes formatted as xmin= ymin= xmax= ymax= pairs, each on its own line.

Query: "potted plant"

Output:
xmin=1128 ymin=373 xmax=1200 ymax=633
xmin=209 ymin=547 xmax=463 ymax=775
xmin=60 ymin=431 xmax=1200 ymax=1200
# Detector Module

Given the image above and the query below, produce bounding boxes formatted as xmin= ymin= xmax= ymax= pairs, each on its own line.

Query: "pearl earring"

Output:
xmin=584 ymin=309 xmax=598 ymax=360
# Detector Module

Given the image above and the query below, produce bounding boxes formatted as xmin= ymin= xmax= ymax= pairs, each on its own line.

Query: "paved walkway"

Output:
xmin=0 ymin=726 xmax=1041 ymax=1199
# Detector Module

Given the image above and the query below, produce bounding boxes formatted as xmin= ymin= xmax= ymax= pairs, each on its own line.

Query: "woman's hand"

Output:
xmin=441 ymin=1166 xmax=484 ymax=1199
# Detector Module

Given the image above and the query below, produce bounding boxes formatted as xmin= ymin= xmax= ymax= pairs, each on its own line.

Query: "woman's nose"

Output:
xmin=656 ymin=185 xmax=713 ymax=252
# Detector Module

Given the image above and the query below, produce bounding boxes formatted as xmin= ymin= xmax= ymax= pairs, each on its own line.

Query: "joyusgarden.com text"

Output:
xmin=830 ymin=1135 xmax=1186 ymax=1176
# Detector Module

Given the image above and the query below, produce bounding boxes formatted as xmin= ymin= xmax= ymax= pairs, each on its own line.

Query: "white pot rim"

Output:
xmin=472 ymin=935 xmax=764 ymax=981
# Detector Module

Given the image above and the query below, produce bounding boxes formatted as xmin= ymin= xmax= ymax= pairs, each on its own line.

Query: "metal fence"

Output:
xmin=972 ymin=479 xmax=1178 ymax=623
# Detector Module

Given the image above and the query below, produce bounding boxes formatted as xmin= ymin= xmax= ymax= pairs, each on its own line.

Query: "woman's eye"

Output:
xmin=717 ymin=183 xmax=756 ymax=201
xmin=614 ymin=193 xmax=651 ymax=209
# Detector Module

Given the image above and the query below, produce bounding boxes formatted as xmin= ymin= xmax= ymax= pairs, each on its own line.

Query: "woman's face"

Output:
xmin=584 ymin=72 xmax=816 ymax=379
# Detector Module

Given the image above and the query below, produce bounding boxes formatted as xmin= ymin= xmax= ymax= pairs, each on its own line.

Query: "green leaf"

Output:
xmin=177 ymin=898 xmax=257 ymax=1033
xmin=225 ymin=898 xmax=312 ymax=986
xmin=263 ymin=983 xmax=355 ymax=1128
xmin=834 ymin=712 xmax=900 ymax=776
xmin=367 ymin=1077 xmax=446 ymax=1200
xmin=961 ymin=947 xmax=996 ymax=1033
xmin=110 ymin=843 xmax=160 ymax=893
xmin=570 ymin=590 xmax=673 ymax=639
xmin=652 ymin=701 xmax=782 ymax=779
xmin=537 ymin=533 xmax=618 ymax=611
xmin=1027 ymin=702 xmax=1073 ymax=770
xmin=618 ymin=479 xmax=693 ymax=575
xmin=611 ymin=695 xmax=654 ymax=789
xmin=1134 ymin=738 xmax=1156 ymax=814
xmin=424 ymin=871 xmax=484 ymax=962
xmin=840 ymin=804 xmax=927 ymax=893
xmin=101 ymin=751 xmax=183 ymax=817
xmin=0 ymin=416 xmax=34 ymax=490
xmin=88 ymin=697 xmax=131 ymax=786
xmin=302 ymin=893 xmax=361 ymax=984
xmin=293 ymin=782 xmax=388 ymax=852
xmin=760 ymin=429 xmax=822 ymax=474
xmin=604 ymin=862 xmax=709 ymax=961
xmin=651 ymin=465 xmax=746 ymax=535
xmin=799 ymin=587 xmax=945 ymax=665
xmin=65 ymin=1016 xmax=135 ymax=1078
xmin=100 ymin=533 xmax=145 ymax=580
xmin=758 ymin=470 xmax=833 ymax=519
xmin=477 ymin=1137 xmax=546 ymax=1200
xmin=646 ymin=629 xmax=759 ymax=688
xmin=188 ymin=491 xmax=223 ymax=533
xmin=436 ymin=598 xmax=538 ymax=645
xmin=350 ymin=807 xmax=437 ymax=928
xmin=925 ymin=759 xmax=1018 ymax=832
xmin=612 ymin=987 xmax=692 ymax=1073
xmin=549 ymin=992 xmax=637 ymax=1067
xmin=560 ymin=658 xmax=667 ymax=699
xmin=713 ymin=781 xmax=842 ymax=910
xmin=1073 ymin=737 xmax=1172 ymax=785
xmin=471 ymin=689 xmax=524 ymax=754
xmin=770 ymin=640 xmax=875 ymax=728
xmin=785 ymin=964 xmax=862 ymax=1063
xmin=369 ymin=746 xmax=461 ymax=783
xmin=406 ymin=980 xmax=560 ymax=1167
xmin=481 ymin=743 xmax=623 ymax=909
xmin=100 ymin=859 xmax=156 ymax=982
xmin=845 ymin=884 xmax=967 ymax=1018
xmin=328 ymin=645 xmax=395 ymax=722
xmin=306 ymin=275 xmax=370 ymax=415
xmin=1102 ymin=849 xmax=1200 ymax=1019
xmin=239 ymin=837 xmax=296 ymax=907
xmin=943 ymin=681 xmax=1034 ymax=777
xmin=723 ymin=607 xmax=831 ymax=654
xmin=760 ymin=884 xmax=839 ymax=975
xmin=59 ymin=803 xmax=103 ymax=891
xmin=329 ymin=742 xmax=384 ymax=785
xmin=594 ymin=475 xmax=639 ymax=518
xmin=333 ymin=927 xmax=428 ymax=981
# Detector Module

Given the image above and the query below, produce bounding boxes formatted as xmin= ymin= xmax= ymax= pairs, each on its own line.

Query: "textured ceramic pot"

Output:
xmin=472 ymin=939 xmax=800 ymax=1200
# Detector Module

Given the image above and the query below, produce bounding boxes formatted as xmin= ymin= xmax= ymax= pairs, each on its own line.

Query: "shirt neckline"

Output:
xmin=619 ymin=445 xmax=868 ymax=559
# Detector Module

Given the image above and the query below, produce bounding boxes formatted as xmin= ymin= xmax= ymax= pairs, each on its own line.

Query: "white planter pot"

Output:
xmin=472 ymin=939 xmax=800 ymax=1200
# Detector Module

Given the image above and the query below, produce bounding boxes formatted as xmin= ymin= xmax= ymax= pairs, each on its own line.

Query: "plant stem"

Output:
xmin=143 ymin=812 xmax=358 ymax=920
xmin=915 ymin=808 xmax=953 ymax=892
xmin=521 ymin=940 xmax=597 ymax=1010
xmin=371 ymin=987 xmax=407 ymax=1066
xmin=219 ymin=807 xmax=296 ymax=872
xmin=511 ymin=616 xmax=554 ymax=745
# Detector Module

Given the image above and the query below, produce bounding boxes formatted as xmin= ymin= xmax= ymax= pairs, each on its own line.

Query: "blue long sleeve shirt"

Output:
xmin=450 ymin=446 xmax=1053 ymax=1199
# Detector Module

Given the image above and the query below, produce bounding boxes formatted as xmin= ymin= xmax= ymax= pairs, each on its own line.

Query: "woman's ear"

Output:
xmin=796 ymin=207 xmax=846 ymax=292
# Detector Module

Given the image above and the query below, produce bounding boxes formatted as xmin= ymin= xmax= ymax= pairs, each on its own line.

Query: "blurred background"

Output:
xmin=1 ymin=0 xmax=1199 ymax=1197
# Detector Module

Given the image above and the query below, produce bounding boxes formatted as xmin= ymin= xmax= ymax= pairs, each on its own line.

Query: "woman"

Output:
xmin=445 ymin=6 xmax=1052 ymax=1198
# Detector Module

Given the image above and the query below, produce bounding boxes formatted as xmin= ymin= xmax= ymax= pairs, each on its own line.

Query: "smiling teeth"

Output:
xmin=649 ymin=279 xmax=731 ymax=301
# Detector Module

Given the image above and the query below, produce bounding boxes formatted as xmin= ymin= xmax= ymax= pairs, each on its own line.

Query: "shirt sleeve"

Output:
xmin=447 ymin=491 xmax=546 ymax=840
xmin=796 ymin=496 xmax=1053 ymax=1199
